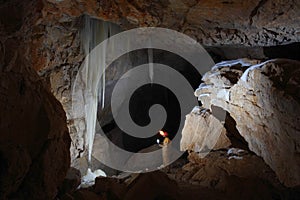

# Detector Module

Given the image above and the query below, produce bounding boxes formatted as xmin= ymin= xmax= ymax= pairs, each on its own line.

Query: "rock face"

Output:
xmin=165 ymin=149 xmax=287 ymax=200
xmin=34 ymin=14 xmax=85 ymax=164
xmin=193 ymin=59 xmax=300 ymax=187
xmin=176 ymin=150 xmax=280 ymax=186
xmin=44 ymin=0 xmax=300 ymax=47
xmin=181 ymin=106 xmax=231 ymax=152
xmin=0 ymin=68 xmax=71 ymax=199
xmin=0 ymin=0 xmax=71 ymax=198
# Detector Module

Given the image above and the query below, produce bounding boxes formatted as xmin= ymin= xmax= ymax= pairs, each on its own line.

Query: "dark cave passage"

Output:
xmin=99 ymin=49 xmax=202 ymax=153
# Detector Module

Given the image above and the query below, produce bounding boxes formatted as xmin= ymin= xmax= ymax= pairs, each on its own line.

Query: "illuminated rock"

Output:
xmin=195 ymin=59 xmax=300 ymax=187
xmin=181 ymin=106 xmax=231 ymax=152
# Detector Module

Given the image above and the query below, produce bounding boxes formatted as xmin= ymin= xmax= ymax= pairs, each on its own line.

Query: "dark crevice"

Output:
xmin=221 ymin=71 xmax=241 ymax=84
xmin=211 ymin=105 xmax=250 ymax=151
xmin=249 ymin=0 xmax=268 ymax=25
xmin=102 ymin=120 xmax=117 ymax=133
xmin=225 ymin=112 xmax=250 ymax=151
xmin=264 ymin=42 xmax=300 ymax=61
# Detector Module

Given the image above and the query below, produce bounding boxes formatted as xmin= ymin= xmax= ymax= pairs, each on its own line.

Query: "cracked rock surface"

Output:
xmin=44 ymin=0 xmax=300 ymax=47
xmin=191 ymin=58 xmax=300 ymax=187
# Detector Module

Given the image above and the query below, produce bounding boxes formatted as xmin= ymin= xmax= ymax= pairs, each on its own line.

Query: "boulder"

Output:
xmin=181 ymin=106 xmax=231 ymax=152
xmin=173 ymin=150 xmax=284 ymax=200
xmin=195 ymin=59 xmax=300 ymax=187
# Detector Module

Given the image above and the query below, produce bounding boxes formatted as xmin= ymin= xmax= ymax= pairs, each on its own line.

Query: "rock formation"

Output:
xmin=181 ymin=106 xmax=231 ymax=152
xmin=0 ymin=63 xmax=71 ymax=199
xmin=0 ymin=1 xmax=71 ymax=198
xmin=38 ymin=0 xmax=300 ymax=168
xmin=1 ymin=1 xmax=300 ymax=198
xmin=43 ymin=0 xmax=300 ymax=47
xmin=2 ymin=0 xmax=298 ymax=167
xmin=184 ymin=150 xmax=281 ymax=189
xmin=186 ymin=59 xmax=300 ymax=187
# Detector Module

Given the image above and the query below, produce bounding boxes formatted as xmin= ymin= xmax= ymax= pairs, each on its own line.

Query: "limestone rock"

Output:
xmin=43 ymin=0 xmax=300 ymax=47
xmin=195 ymin=59 xmax=300 ymax=187
xmin=187 ymin=150 xmax=281 ymax=188
xmin=4 ymin=0 xmax=298 ymax=167
xmin=2 ymin=0 xmax=300 ymax=179
xmin=0 ymin=0 xmax=71 ymax=198
xmin=168 ymin=150 xmax=285 ymax=200
xmin=181 ymin=106 xmax=231 ymax=152
xmin=0 ymin=68 xmax=71 ymax=199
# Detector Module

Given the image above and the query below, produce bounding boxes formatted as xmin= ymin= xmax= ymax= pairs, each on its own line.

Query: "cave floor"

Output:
xmin=58 ymin=150 xmax=300 ymax=200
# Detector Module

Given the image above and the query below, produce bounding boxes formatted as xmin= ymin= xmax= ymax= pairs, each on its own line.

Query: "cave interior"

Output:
xmin=0 ymin=0 xmax=300 ymax=200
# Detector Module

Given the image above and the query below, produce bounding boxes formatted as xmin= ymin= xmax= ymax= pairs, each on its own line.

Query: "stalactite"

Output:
xmin=75 ymin=16 xmax=120 ymax=165
xmin=148 ymin=48 xmax=154 ymax=84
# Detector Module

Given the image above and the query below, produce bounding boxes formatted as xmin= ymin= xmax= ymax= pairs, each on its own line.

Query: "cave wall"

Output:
xmin=43 ymin=0 xmax=300 ymax=47
xmin=19 ymin=0 xmax=299 ymax=167
xmin=1 ymin=0 xmax=299 ymax=191
xmin=0 ymin=1 xmax=71 ymax=199
xmin=0 ymin=66 xmax=71 ymax=199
